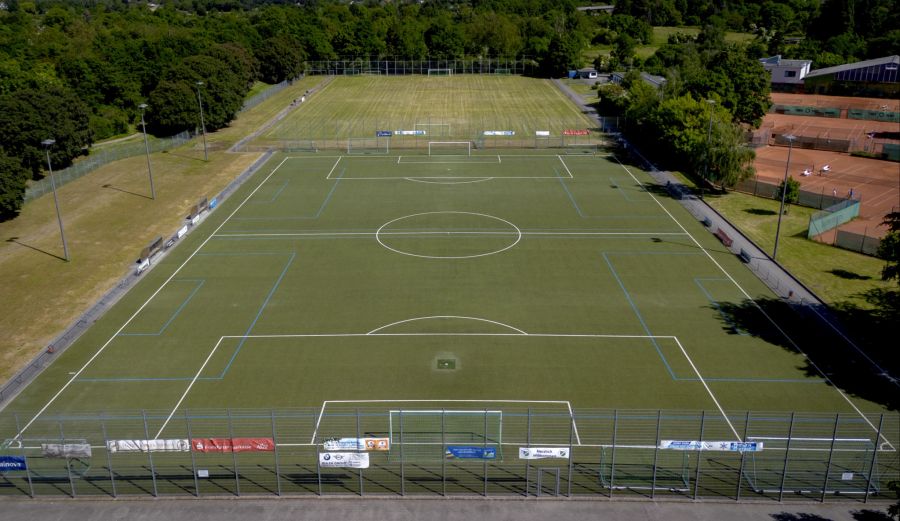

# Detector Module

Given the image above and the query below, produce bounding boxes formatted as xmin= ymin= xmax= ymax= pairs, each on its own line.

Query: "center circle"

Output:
xmin=375 ymin=211 xmax=522 ymax=259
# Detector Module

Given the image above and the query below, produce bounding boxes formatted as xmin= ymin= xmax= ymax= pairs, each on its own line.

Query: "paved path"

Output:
xmin=0 ymin=497 xmax=894 ymax=521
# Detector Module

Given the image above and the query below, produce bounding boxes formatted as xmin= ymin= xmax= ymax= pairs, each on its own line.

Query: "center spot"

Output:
xmin=375 ymin=211 xmax=522 ymax=259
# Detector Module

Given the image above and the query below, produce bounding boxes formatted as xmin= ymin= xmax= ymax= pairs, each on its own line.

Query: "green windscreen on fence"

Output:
xmin=883 ymin=143 xmax=900 ymax=162
xmin=848 ymin=108 xmax=900 ymax=122
xmin=773 ymin=105 xmax=841 ymax=118
xmin=808 ymin=199 xmax=860 ymax=238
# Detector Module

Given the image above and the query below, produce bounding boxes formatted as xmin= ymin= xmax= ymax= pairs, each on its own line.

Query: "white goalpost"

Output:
xmin=427 ymin=69 xmax=452 ymax=76
xmin=428 ymin=141 xmax=472 ymax=156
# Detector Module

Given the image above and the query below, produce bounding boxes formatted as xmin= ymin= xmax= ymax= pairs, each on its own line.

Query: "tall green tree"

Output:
xmin=255 ymin=36 xmax=305 ymax=84
xmin=878 ymin=211 xmax=900 ymax=284
xmin=0 ymin=148 xmax=30 ymax=220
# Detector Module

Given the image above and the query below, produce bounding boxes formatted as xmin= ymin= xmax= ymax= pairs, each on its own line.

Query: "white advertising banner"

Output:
xmin=106 ymin=439 xmax=191 ymax=453
xmin=535 ymin=130 xmax=551 ymax=136
xmin=319 ymin=452 xmax=370 ymax=469
xmin=176 ymin=225 xmax=189 ymax=239
xmin=324 ymin=437 xmax=390 ymax=451
xmin=483 ymin=130 xmax=515 ymax=136
xmin=518 ymin=447 xmax=570 ymax=460
xmin=659 ymin=440 xmax=763 ymax=452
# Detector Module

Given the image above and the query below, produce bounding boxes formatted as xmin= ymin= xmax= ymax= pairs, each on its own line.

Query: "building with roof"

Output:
xmin=611 ymin=71 xmax=667 ymax=90
xmin=803 ymin=55 xmax=899 ymax=97
xmin=759 ymin=55 xmax=812 ymax=91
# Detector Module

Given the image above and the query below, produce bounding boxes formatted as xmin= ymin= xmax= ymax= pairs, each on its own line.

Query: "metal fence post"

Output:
xmin=651 ymin=410 xmax=661 ymax=499
xmin=227 ymin=409 xmax=240 ymax=496
xmin=141 ymin=410 xmax=158 ymax=497
xmin=101 ymin=418 xmax=116 ymax=498
xmin=356 ymin=408 xmax=363 ymax=496
xmin=693 ymin=410 xmax=706 ymax=499
xmin=316 ymin=429 xmax=322 ymax=496
xmin=736 ymin=411 xmax=751 ymax=501
xmin=14 ymin=413 xmax=34 ymax=498
xmin=483 ymin=409 xmax=488 ymax=497
xmin=59 ymin=420 xmax=76 ymax=498
xmin=609 ymin=410 xmax=618 ymax=499
xmin=271 ymin=410 xmax=281 ymax=496
xmin=186 ymin=411 xmax=199 ymax=497
xmin=399 ymin=410 xmax=405 ymax=496
xmin=816 ymin=413 xmax=840 ymax=503
xmin=525 ymin=408 xmax=532 ymax=496
xmin=567 ymin=408 xmax=575 ymax=497
xmin=778 ymin=412 xmax=796 ymax=502
xmin=864 ymin=413 xmax=885 ymax=503
xmin=441 ymin=408 xmax=446 ymax=497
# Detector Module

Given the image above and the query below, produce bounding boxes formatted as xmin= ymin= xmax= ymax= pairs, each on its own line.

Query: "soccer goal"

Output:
xmin=428 ymin=141 xmax=472 ymax=156
xmin=388 ymin=409 xmax=503 ymax=461
xmin=347 ymin=137 xmax=389 ymax=155
xmin=564 ymin=143 xmax=599 ymax=155
xmin=427 ymin=69 xmax=452 ymax=76
xmin=493 ymin=68 xmax=512 ymax=75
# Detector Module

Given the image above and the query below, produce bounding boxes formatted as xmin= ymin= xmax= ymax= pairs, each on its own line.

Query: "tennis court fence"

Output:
xmin=0 ymin=406 xmax=896 ymax=502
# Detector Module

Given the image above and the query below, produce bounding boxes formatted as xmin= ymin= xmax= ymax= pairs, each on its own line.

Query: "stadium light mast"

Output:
xmin=138 ymin=103 xmax=155 ymax=199
xmin=42 ymin=138 xmax=69 ymax=262
xmin=773 ymin=134 xmax=796 ymax=261
xmin=195 ymin=81 xmax=209 ymax=161
xmin=702 ymin=99 xmax=716 ymax=197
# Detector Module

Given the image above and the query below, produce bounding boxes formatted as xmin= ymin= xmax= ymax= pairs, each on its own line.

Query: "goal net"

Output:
xmin=427 ymin=69 xmax=452 ymax=76
xmin=428 ymin=141 xmax=472 ymax=156
xmin=388 ymin=409 xmax=503 ymax=461
xmin=564 ymin=143 xmax=599 ymax=155
xmin=493 ymin=68 xmax=512 ymax=75
xmin=347 ymin=137 xmax=390 ymax=155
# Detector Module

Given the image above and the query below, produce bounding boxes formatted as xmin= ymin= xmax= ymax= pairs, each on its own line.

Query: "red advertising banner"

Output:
xmin=191 ymin=438 xmax=275 ymax=453
xmin=563 ymin=129 xmax=590 ymax=136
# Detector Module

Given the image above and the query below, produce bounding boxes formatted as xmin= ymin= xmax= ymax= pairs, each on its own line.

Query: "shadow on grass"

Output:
xmin=6 ymin=237 xmax=67 ymax=262
xmin=101 ymin=184 xmax=152 ymax=200
xmin=715 ymin=290 xmax=900 ymax=411
xmin=745 ymin=208 xmax=778 ymax=216
xmin=771 ymin=513 xmax=833 ymax=521
xmin=850 ymin=509 xmax=894 ymax=520
xmin=829 ymin=269 xmax=872 ymax=281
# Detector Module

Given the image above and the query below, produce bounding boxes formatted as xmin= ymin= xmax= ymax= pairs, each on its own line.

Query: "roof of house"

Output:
xmin=759 ymin=55 xmax=812 ymax=67
xmin=805 ymin=55 xmax=900 ymax=78
xmin=611 ymin=72 xmax=667 ymax=88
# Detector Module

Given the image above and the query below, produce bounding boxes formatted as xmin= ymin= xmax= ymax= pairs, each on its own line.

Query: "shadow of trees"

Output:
xmin=716 ymin=289 xmax=900 ymax=411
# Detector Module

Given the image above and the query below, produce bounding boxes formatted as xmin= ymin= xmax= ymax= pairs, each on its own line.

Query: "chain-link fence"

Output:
xmin=0 ymin=406 xmax=895 ymax=501
xmin=304 ymin=58 xmax=531 ymax=76
xmin=24 ymin=131 xmax=192 ymax=202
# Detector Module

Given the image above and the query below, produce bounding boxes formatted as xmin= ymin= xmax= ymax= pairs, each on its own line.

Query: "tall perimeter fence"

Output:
xmin=0 ymin=406 xmax=896 ymax=502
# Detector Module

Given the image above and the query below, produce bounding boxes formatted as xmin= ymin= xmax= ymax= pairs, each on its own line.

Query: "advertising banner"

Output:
xmin=394 ymin=130 xmax=426 ymax=136
xmin=446 ymin=446 xmax=497 ymax=459
xmin=191 ymin=438 xmax=276 ymax=453
xmin=563 ymin=129 xmax=590 ymax=136
xmin=176 ymin=225 xmax=189 ymax=239
xmin=483 ymin=130 xmax=515 ymax=136
xmin=208 ymin=197 xmax=218 ymax=209
xmin=106 ymin=439 xmax=190 ymax=454
xmin=518 ymin=447 xmax=570 ymax=460
xmin=535 ymin=131 xmax=551 ymax=136
xmin=0 ymin=456 xmax=27 ymax=471
xmin=659 ymin=440 xmax=763 ymax=452
xmin=376 ymin=131 xmax=393 ymax=137
xmin=42 ymin=443 xmax=93 ymax=458
xmin=319 ymin=452 xmax=369 ymax=469
xmin=324 ymin=437 xmax=390 ymax=451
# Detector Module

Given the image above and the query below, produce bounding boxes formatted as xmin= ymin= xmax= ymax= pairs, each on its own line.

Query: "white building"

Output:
xmin=759 ymin=55 xmax=812 ymax=85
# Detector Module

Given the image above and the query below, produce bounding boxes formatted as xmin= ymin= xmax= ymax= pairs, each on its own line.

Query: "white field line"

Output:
xmin=324 ymin=156 xmax=342 ymax=179
xmin=567 ymin=401 xmax=582 ymax=445
xmin=672 ymin=337 xmax=740 ymax=440
xmin=366 ymin=316 xmax=527 ymax=335
xmin=614 ymin=156 xmax=895 ymax=450
xmin=223 ymin=333 xmax=677 ymax=340
xmin=10 ymin=155 xmax=290 ymax=441
xmin=311 ymin=401 xmax=328 ymax=444
xmin=498 ymin=155 xmax=502 ymax=163
xmin=154 ymin=337 xmax=227 ymax=438
xmin=557 ymin=155 xmax=574 ymax=178
xmin=213 ymin=231 xmax=688 ymax=238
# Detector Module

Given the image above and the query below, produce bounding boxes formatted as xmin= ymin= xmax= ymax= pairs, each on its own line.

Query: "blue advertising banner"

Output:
xmin=446 ymin=446 xmax=496 ymax=459
xmin=0 ymin=456 xmax=27 ymax=471
xmin=376 ymin=131 xmax=392 ymax=137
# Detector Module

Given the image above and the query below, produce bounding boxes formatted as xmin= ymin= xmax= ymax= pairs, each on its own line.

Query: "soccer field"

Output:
xmin=2 ymin=150 xmax=897 ymax=499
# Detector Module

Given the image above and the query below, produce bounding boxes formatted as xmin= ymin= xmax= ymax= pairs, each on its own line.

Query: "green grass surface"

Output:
xmin=705 ymin=191 xmax=893 ymax=306
xmin=258 ymin=76 xmax=597 ymax=146
xmin=246 ymin=81 xmax=274 ymax=99
xmin=583 ymin=26 xmax=756 ymax=64
xmin=4 ymin=151 xmax=889 ymax=440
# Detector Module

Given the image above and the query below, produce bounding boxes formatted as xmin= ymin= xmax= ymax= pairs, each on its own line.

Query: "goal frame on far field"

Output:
xmin=347 ymin=137 xmax=390 ymax=155
xmin=428 ymin=141 xmax=472 ymax=156
xmin=427 ymin=68 xmax=453 ymax=76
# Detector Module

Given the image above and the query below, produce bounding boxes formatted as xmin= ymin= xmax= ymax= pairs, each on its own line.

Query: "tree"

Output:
xmin=255 ymin=36 xmax=305 ymax=84
xmin=878 ymin=211 xmax=900 ymax=284
xmin=0 ymin=148 xmax=30 ymax=220
xmin=775 ymin=177 xmax=801 ymax=213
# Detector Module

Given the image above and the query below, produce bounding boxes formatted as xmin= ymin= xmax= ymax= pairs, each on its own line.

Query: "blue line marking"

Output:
xmin=119 ymin=280 xmax=205 ymax=337
xmin=694 ymin=278 xmax=749 ymax=336
xmin=610 ymin=177 xmax=639 ymax=202
xmin=265 ymin=179 xmax=290 ymax=203
xmin=232 ymin=168 xmax=344 ymax=221
xmin=215 ymin=252 xmax=296 ymax=377
xmin=601 ymin=252 xmax=677 ymax=379
xmin=555 ymin=167 xmax=586 ymax=217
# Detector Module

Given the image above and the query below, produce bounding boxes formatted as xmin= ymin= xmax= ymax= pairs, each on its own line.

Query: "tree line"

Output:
xmin=1 ymin=0 xmax=898 ymax=220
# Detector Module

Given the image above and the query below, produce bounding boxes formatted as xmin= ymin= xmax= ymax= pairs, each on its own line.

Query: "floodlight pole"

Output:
xmin=195 ymin=81 xmax=209 ymax=161
xmin=42 ymin=139 xmax=69 ymax=262
xmin=702 ymin=99 xmax=716 ymax=198
xmin=773 ymin=134 xmax=796 ymax=261
xmin=138 ymin=103 xmax=155 ymax=199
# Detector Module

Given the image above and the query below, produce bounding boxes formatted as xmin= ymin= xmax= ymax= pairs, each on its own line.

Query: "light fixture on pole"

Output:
xmin=138 ymin=103 xmax=155 ymax=199
xmin=702 ymin=99 xmax=716 ymax=197
xmin=42 ymin=138 xmax=69 ymax=262
xmin=195 ymin=81 xmax=209 ymax=161
xmin=773 ymin=134 xmax=796 ymax=261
